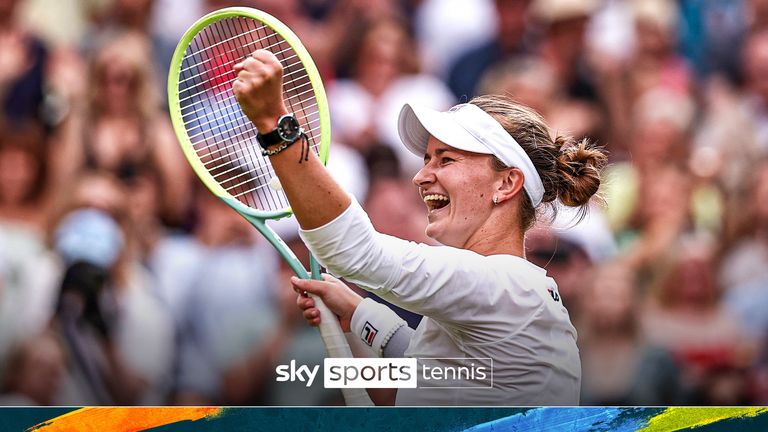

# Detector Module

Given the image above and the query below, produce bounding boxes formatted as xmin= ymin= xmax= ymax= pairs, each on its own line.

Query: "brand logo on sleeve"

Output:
xmin=547 ymin=288 xmax=560 ymax=302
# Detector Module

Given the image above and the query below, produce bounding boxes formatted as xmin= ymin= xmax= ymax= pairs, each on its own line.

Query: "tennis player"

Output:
xmin=233 ymin=50 xmax=607 ymax=405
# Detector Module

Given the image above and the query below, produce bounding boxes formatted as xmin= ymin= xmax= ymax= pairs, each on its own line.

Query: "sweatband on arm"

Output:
xmin=382 ymin=325 xmax=414 ymax=358
xmin=350 ymin=298 xmax=407 ymax=357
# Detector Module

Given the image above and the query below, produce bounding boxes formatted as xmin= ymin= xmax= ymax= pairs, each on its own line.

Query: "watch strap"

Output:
xmin=257 ymin=128 xmax=284 ymax=149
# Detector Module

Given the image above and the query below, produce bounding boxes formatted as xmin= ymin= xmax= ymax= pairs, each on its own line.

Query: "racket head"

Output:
xmin=168 ymin=7 xmax=330 ymax=219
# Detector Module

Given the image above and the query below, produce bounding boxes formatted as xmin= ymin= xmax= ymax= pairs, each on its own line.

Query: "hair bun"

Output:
xmin=555 ymin=136 xmax=607 ymax=207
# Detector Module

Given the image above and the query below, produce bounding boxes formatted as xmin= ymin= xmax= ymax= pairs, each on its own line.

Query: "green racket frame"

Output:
xmin=167 ymin=7 xmax=372 ymax=406
xmin=168 ymin=7 xmax=330 ymax=279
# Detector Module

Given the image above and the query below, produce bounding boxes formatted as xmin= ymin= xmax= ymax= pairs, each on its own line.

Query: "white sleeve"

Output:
xmin=299 ymin=198 xmax=515 ymax=327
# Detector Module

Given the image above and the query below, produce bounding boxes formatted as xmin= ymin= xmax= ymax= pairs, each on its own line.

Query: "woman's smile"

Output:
xmin=413 ymin=137 xmax=503 ymax=247
xmin=422 ymin=192 xmax=450 ymax=212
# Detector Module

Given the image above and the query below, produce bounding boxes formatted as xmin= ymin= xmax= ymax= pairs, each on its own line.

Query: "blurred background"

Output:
xmin=1 ymin=0 xmax=767 ymax=406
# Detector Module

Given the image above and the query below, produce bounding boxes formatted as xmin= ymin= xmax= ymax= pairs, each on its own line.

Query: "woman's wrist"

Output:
xmin=252 ymin=107 xmax=288 ymax=132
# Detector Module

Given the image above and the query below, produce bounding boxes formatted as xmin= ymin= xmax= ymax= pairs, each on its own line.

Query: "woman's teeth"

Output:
xmin=423 ymin=194 xmax=450 ymax=210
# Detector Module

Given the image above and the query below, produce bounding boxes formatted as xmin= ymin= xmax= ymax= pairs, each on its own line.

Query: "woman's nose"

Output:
xmin=412 ymin=163 xmax=435 ymax=187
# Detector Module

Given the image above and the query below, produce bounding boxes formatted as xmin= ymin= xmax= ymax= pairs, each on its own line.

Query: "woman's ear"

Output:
xmin=494 ymin=168 xmax=526 ymax=205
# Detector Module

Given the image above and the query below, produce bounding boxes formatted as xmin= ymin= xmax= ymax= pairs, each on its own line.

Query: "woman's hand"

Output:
xmin=293 ymin=274 xmax=363 ymax=332
xmin=233 ymin=49 xmax=288 ymax=131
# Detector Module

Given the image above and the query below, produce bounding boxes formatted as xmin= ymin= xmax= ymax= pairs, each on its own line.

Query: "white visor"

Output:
xmin=398 ymin=103 xmax=545 ymax=206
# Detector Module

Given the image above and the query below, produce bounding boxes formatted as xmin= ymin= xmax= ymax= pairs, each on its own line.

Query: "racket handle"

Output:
xmin=309 ymin=253 xmax=321 ymax=280
xmin=312 ymin=295 xmax=374 ymax=406
xmin=307 ymin=253 xmax=373 ymax=406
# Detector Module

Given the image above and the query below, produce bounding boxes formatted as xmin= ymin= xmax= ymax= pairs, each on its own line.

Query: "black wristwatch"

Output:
xmin=257 ymin=113 xmax=303 ymax=149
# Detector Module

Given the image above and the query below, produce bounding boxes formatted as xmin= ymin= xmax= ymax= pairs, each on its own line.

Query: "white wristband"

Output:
xmin=350 ymin=298 xmax=407 ymax=357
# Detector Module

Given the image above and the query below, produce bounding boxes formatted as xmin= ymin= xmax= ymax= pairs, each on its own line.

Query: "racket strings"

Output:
xmin=181 ymin=77 xmax=313 ymax=128
xmin=182 ymin=82 xmax=315 ymax=132
xmin=177 ymin=16 xmax=321 ymax=212
xmin=178 ymin=27 xmax=294 ymax=77
xmin=178 ymin=53 xmax=304 ymax=104
xmin=203 ymin=120 xmax=320 ymax=169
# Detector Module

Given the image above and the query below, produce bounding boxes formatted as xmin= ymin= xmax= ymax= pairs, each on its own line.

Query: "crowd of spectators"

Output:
xmin=1 ymin=0 xmax=768 ymax=405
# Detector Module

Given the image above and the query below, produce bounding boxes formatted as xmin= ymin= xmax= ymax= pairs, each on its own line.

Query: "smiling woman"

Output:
xmin=233 ymin=49 xmax=607 ymax=405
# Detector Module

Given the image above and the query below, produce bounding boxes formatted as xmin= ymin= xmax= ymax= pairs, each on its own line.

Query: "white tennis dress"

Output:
xmin=300 ymin=198 xmax=581 ymax=406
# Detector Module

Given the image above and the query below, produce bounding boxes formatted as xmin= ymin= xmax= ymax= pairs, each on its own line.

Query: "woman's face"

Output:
xmin=585 ymin=264 xmax=635 ymax=331
xmin=412 ymin=137 xmax=501 ymax=248
xmin=97 ymin=61 xmax=137 ymax=114
xmin=0 ymin=148 xmax=38 ymax=205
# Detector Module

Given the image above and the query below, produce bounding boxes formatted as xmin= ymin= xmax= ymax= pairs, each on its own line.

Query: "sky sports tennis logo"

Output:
xmin=275 ymin=358 xmax=493 ymax=389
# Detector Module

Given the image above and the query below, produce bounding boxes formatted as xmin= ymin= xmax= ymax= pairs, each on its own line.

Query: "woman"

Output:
xmin=579 ymin=261 xmax=684 ymax=405
xmin=233 ymin=50 xmax=607 ymax=405
xmin=53 ymin=31 xmax=191 ymax=226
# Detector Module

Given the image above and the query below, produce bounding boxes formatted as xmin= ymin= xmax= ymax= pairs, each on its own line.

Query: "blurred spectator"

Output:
xmin=364 ymin=145 xmax=431 ymax=246
xmin=123 ymin=167 xmax=167 ymax=263
xmin=0 ymin=331 xmax=65 ymax=405
xmin=0 ymin=121 xmax=51 ymax=232
xmin=328 ymin=16 xmax=454 ymax=174
xmin=750 ymin=0 xmax=768 ymax=31
xmin=0 ymin=0 xmax=48 ymax=125
xmin=642 ymin=236 xmax=748 ymax=394
xmin=678 ymin=0 xmax=747 ymax=82
xmin=54 ymin=32 xmax=192 ymax=226
xmin=719 ymin=159 xmax=768 ymax=345
xmin=478 ymin=56 xmax=557 ymax=116
xmin=263 ymin=238 xmax=346 ymax=406
xmin=0 ymin=121 xmax=60 ymax=376
xmin=447 ymin=0 xmax=533 ymax=100
xmin=149 ymin=0 xmax=204 ymax=55
xmin=478 ymin=56 xmax=604 ymax=143
xmin=610 ymin=165 xmax=694 ymax=289
xmin=579 ymin=261 xmax=685 ymax=405
xmin=686 ymin=28 xmax=768 ymax=203
xmin=526 ymin=227 xmax=592 ymax=322
xmin=49 ymin=172 xmax=175 ymax=405
xmin=604 ymin=90 xmax=696 ymax=247
xmin=691 ymin=77 xmax=756 ymax=194
xmin=529 ymin=0 xmax=610 ymax=153
xmin=531 ymin=0 xmax=600 ymax=103
xmin=628 ymin=0 xmax=692 ymax=98
xmin=53 ymin=259 xmax=141 ymax=405
xmin=600 ymin=0 xmax=693 ymax=155
xmin=150 ymin=185 xmax=283 ymax=404
xmin=693 ymin=363 xmax=752 ymax=405
xmin=719 ymin=158 xmax=768 ymax=289
xmin=415 ymin=0 xmax=497 ymax=78
xmin=82 ymin=0 xmax=178 ymax=100
xmin=740 ymin=30 xmax=768 ymax=153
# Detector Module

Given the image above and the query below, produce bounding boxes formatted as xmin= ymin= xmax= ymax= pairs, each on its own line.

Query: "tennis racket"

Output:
xmin=168 ymin=7 xmax=373 ymax=406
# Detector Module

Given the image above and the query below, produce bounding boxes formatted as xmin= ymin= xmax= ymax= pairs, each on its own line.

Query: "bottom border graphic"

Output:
xmin=2 ymin=406 xmax=767 ymax=431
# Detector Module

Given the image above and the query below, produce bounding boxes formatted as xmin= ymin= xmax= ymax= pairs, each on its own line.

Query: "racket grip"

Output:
xmin=311 ymin=293 xmax=374 ymax=406
xmin=309 ymin=253 xmax=321 ymax=280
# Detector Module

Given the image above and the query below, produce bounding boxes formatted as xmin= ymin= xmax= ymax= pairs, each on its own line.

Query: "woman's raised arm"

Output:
xmin=233 ymin=49 xmax=350 ymax=230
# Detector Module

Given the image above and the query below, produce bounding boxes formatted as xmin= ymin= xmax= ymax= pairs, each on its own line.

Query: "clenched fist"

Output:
xmin=233 ymin=49 xmax=288 ymax=131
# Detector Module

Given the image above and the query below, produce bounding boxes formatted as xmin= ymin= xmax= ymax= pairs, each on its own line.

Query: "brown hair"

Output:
xmin=470 ymin=95 xmax=607 ymax=230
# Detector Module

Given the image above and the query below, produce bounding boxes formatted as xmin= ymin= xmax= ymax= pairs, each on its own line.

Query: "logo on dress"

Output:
xmin=361 ymin=321 xmax=378 ymax=346
xmin=547 ymin=288 xmax=560 ymax=302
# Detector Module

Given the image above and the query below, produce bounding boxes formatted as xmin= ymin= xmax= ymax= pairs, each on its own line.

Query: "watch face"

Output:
xmin=277 ymin=115 xmax=302 ymax=142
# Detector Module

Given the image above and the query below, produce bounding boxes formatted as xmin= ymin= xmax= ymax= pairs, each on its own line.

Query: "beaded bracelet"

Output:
xmin=261 ymin=133 xmax=310 ymax=164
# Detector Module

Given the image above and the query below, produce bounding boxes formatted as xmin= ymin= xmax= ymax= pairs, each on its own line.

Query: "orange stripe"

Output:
xmin=28 ymin=407 xmax=223 ymax=432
